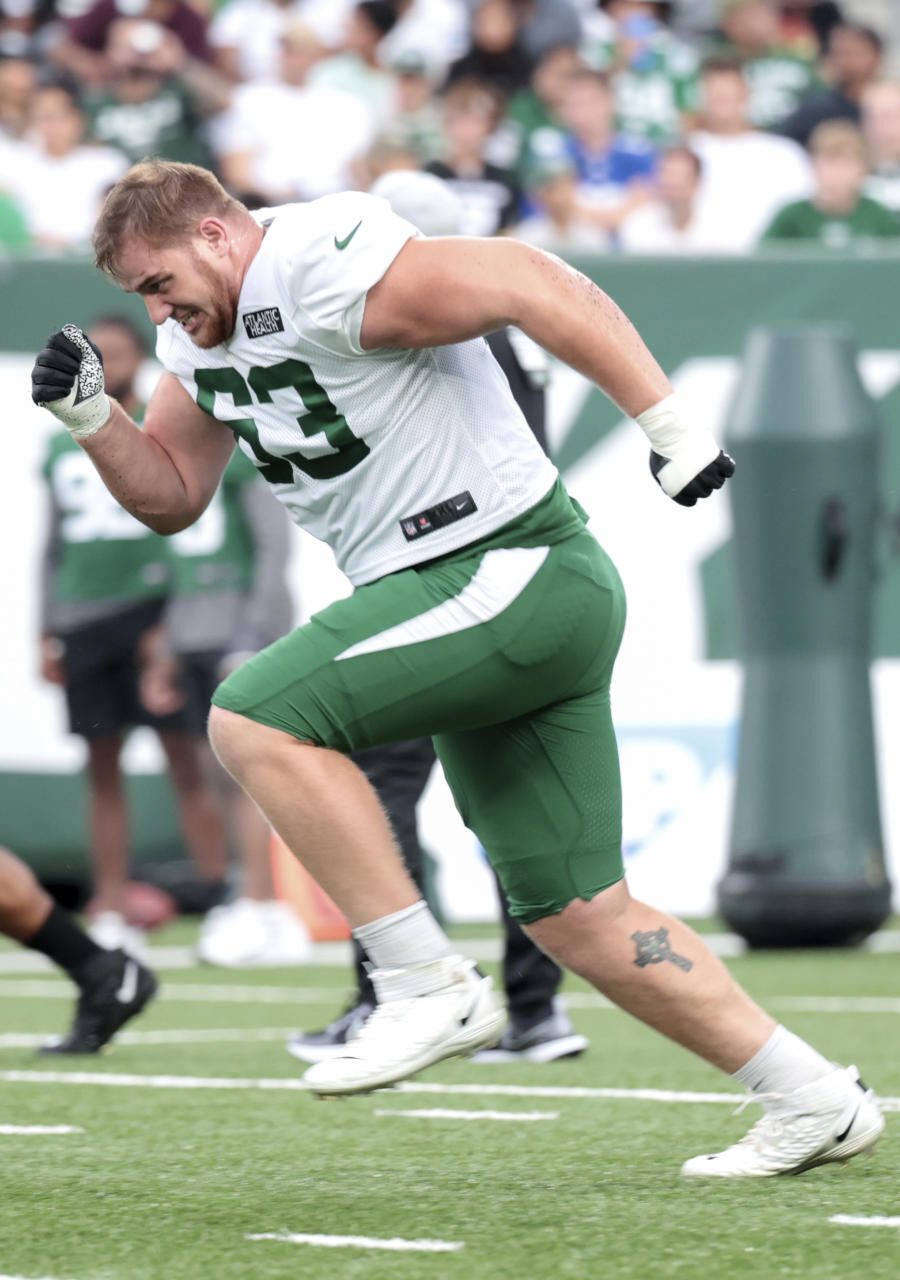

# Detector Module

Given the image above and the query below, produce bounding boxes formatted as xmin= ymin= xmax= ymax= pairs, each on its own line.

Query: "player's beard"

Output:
xmin=189 ymin=251 xmax=238 ymax=349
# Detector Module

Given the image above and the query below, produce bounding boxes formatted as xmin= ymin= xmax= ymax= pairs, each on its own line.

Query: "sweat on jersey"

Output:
xmin=157 ymin=191 xmax=558 ymax=587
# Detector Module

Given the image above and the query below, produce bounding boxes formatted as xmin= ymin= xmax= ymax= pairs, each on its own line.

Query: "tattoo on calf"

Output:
xmin=631 ymin=927 xmax=694 ymax=972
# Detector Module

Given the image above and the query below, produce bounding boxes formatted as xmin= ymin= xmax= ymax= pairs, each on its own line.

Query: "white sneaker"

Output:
xmin=196 ymin=899 xmax=312 ymax=967
xmin=681 ymin=1065 xmax=884 ymax=1178
xmin=302 ymin=954 xmax=505 ymax=1096
xmin=88 ymin=911 xmax=147 ymax=961
xmin=255 ymin=900 xmax=313 ymax=966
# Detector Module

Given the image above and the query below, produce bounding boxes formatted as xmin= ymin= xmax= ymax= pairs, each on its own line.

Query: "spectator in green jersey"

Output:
xmin=715 ymin=0 xmax=820 ymax=130
xmin=583 ymin=1 xmax=700 ymax=144
xmin=39 ymin=315 xmax=228 ymax=956
xmin=84 ymin=17 xmax=231 ymax=169
xmin=761 ymin=118 xmax=899 ymax=246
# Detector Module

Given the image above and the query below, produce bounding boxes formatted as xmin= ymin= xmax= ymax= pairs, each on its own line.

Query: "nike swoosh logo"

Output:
xmin=835 ymin=1101 xmax=861 ymax=1144
xmin=334 ymin=221 xmax=362 ymax=250
xmin=116 ymin=960 xmax=139 ymax=1004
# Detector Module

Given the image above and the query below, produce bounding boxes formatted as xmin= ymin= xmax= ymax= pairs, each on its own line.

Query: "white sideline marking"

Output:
xmin=768 ymin=997 xmax=900 ymax=1015
xmin=5 ymin=977 xmax=900 ymax=1017
xmin=2 ymin=1070 xmax=898 ymax=1111
xmin=247 ymin=1231 xmax=463 ymax=1253
xmin=0 ymin=930 xmax=897 ymax=977
xmin=0 ymin=1124 xmax=83 ymax=1134
xmin=0 ymin=1028 xmax=301 ymax=1049
xmin=0 ymin=980 xmax=340 ymax=1005
xmin=375 ymin=1108 xmax=558 ymax=1122
xmin=829 ymin=1216 xmax=900 ymax=1228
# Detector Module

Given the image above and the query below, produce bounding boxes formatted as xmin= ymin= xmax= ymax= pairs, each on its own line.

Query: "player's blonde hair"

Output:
xmin=93 ymin=159 xmax=247 ymax=281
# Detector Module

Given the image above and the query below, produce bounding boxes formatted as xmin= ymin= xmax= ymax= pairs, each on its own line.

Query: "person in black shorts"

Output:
xmin=39 ymin=315 xmax=228 ymax=953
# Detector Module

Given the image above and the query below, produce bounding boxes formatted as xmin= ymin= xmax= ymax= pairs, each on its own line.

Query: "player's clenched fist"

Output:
xmin=636 ymin=393 xmax=735 ymax=507
xmin=31 ymin=324 xmax=111 ymax=440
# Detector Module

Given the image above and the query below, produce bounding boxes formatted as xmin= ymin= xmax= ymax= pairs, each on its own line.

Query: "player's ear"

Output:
xmin=196 ymin=217 xmax=229 ymax=256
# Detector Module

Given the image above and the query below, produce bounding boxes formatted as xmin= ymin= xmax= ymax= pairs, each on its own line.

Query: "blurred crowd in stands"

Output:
xmin=3 ymin=0 xmax=900 ymax=257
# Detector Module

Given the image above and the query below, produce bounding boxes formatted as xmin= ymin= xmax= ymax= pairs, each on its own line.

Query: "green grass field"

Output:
xmin=0 ymin=919 xmax=897 ymax=1280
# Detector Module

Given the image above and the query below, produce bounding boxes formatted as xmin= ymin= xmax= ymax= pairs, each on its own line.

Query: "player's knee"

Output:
xmin=525 ymin=879 xmax=631 ymax=961
xmin=207 ymin=705 xmax=259 ymax=780
xmin=207 ymin=705 xmax=315 ymax=784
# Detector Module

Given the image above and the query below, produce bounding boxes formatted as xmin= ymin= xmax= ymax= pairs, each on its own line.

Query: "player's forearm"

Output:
xmin=505 ymin=243 xmax=672 ymax=418
xmin=79 ymin=400 xmax=201 ymax=534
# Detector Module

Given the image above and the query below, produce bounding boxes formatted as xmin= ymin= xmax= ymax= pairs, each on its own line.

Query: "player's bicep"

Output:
xmin=142 ymin=371 xmax=235 ymax=520
xmin=360 ymin=237 xmax=531 ymax=351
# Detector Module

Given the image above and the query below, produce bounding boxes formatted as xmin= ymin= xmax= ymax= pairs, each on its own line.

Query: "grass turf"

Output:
xmin=0 ymin=922 xmax=896 ymax=1279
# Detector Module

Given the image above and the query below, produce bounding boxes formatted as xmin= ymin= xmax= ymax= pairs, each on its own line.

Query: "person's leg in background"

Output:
xmin=156 ymin=728 xmax=229 ymax=899
xmin=472 ymin=875 xmax=588 ymax=1063
xmin=82 ymin=732 xmax=130 ymax=928
xmin=175 ymin=652 xmax=311 ymax=967
xmin=0 ymin=846 xmax=157 ymax=1054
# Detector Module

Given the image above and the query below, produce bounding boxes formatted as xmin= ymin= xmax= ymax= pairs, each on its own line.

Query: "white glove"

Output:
xmin=31 ymin=324 xmax=112 ymax=439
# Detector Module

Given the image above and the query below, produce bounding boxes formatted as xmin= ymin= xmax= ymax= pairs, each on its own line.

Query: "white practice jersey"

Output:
xmin=157 ymin=192 xmax=557 ymax=585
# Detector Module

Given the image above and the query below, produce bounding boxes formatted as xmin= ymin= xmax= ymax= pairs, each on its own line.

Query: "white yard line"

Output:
xmin=1 ymin=929 xmax=896 ymax=977
xmin=1 ymin=1070 xmax=897 ymax=1111
xmin=0 ymin=1124 xmax=83 ymax=1134
xmin=247 ymin=1231 xmax=463 ymax=1253
xmin=829 ymin=1215 xmax=900 ymax=1228
xmin=0 ymin=1028 xmax=300 ymax=1049
xmin=4 ymin=977 xmax=900 ymax=1017
xmin=767 ymin=997 xmax=900 ymax=1014
xmin=0 ymin=980 xmax=339 ymax=1005
xmin=375 ymin=1108 xmax=557 ymax=1122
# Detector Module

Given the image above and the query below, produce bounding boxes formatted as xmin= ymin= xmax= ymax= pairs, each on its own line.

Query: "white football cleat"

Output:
xmin=196 ymin=898 xmax=312 ymax=967
xmin=681 ymin=1064 xmax=884 ymax=1178
xmin=302 ymin=954 xmax=505 ymax=1096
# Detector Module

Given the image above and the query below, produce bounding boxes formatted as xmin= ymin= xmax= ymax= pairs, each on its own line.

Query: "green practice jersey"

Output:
xmin=715 ymin=45 xmax=819 ymax=131
xmin=761 ymin=196 xmax=900 ymax=247
xmin=41 ymin=424 xmax=171 ymax=621
xmin=168 ymin=448 xmax=259 ymax=595
xmin=582 ymin=31 xmax=699 ymax=143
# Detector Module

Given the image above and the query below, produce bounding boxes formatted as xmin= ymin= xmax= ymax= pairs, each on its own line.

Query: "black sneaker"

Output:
xmin=38 ymin=949 xmax=158 ymax=1055
xmin=472 ymin=1002 xmax=588 ymax=1064
xmin=286 ymin=999 xmax=376 ymax=1064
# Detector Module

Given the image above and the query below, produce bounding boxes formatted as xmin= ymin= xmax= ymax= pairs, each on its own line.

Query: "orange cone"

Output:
xmin=269 ymin=831 xmax=351 ymax=941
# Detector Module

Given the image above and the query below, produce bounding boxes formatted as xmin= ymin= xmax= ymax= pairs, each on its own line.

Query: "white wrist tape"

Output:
xmin=636 ymin=394 xmax=720 ymax=498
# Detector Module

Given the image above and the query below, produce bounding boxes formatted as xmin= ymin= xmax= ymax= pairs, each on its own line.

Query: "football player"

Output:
xmin=31 ymin=159 xmax=882 ymax=1177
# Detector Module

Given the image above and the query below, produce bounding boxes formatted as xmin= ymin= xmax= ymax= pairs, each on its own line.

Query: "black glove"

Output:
xmin=31 ymin=325 xmax=110 ymax=438
xmin=649 ymin=446 xmax=736 ymax=508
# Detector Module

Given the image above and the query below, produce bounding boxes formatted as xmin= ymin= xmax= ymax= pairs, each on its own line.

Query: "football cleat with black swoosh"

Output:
xmin=302 ymin=954 xmax=504 ymax=1096
xmin=681 ymin=1064 xmax=884 ymax=1177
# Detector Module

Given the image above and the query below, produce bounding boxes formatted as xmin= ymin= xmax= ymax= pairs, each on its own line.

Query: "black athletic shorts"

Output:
xmin=60 ymin=598 xmax=190 ymax=739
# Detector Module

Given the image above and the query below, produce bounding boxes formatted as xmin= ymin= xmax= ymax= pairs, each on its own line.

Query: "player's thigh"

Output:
xmin=435 ymin=686 xmax=625 ymax=926
xmin=213 ymin=528 xmax=625 ymax=752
